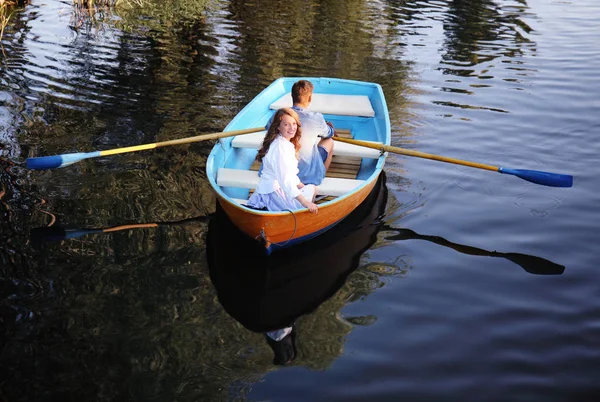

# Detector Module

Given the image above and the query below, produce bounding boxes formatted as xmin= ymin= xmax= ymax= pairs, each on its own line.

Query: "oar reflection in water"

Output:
xmin=381 ymin=226 xmax=565 ymax=275
xmin=29 ymin=216 xmax=211 ymax=243
xmin=207 ymin=174 xmax=389 ymax=366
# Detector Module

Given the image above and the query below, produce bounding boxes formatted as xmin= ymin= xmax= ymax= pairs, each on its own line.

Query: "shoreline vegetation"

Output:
xmin=1 ymin=0 xmax=211 ymax=41
xmin=1 ymin=1 xmax=28 ymax=41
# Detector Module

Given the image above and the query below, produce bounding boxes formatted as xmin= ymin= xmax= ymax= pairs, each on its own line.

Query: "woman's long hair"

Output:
xmin=256 ymin=108 xmax=302 ymax=162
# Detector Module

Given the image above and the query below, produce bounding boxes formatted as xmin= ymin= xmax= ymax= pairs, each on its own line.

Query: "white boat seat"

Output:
xmin=231 ymin=131 xmax=382 ymax=159
xmin=230 ymin=198 xmax=248 ymax=205
xmin=270 ymin=93 xmax=375 ymax=117
xmin=217 ymin=168 xmax=365 ymax=197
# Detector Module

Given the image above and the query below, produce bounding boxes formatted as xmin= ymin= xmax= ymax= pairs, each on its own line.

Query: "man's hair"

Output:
xmin=291 ymin=80 xmax=314 ymax=104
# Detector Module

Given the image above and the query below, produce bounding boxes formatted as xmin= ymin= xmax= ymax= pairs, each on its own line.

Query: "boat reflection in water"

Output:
xmin=207 ymin=173 xmax=389 ymax=366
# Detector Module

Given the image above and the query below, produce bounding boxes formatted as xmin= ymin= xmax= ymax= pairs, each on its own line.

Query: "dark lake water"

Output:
xmin=2 ymin=0 xmax=599 ymax=400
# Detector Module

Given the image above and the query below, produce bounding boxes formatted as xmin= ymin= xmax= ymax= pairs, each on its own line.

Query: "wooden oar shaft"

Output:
xmin=334 ymin=137 xmax=499 ymax=172
xmin=103 ymin=223 xmax=159 ymax=232
xmin=99 ymin=127 xmax=264 ymax=157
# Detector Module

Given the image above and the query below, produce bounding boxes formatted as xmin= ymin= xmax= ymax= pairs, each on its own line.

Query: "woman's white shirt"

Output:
xmin=255 ymin=135 xmax=301 ymax=198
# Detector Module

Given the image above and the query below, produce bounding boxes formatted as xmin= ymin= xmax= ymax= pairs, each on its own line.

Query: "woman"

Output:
xmin=246 ymin=108 xmax=319 ymax=213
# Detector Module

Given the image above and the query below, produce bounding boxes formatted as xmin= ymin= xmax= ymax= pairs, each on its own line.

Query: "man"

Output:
xmin=267 ymin=80 xmax=336 ymax=185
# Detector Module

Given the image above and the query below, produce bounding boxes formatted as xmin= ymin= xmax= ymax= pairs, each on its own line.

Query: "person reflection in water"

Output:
xmin=264 ymin=326 xmax=297 ymax=365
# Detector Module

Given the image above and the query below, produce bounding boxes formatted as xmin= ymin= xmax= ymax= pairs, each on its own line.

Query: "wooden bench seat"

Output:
xmin=217 ymin=168 xmax=365 ymax=198
xmin=230 ymin=198 xmax=250 ymax=206
xmin=269 ymin=93 xmax=376 ymax=117
xmin=231 ymin=131 xmax=382 ymax=159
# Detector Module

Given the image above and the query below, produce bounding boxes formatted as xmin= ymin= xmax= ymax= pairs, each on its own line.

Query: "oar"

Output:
xmin=30 ymin=216 xmax=211 ymax=242
xmin=26 ymin=127 xmax=265 ymax=170
xmin=383 ymin=226 xmax=565 ymax=275
xmin=334 ymin=137 xmax=573 ymax=188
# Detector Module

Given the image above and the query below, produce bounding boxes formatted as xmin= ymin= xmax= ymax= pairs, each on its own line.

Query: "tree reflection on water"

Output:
xmin=1 ymin=168 xmax=395 ymax=400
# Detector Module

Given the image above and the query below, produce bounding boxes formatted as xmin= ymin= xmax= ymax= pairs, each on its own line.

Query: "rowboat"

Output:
xmin=206 ymin=77 xmax=390 ymax=254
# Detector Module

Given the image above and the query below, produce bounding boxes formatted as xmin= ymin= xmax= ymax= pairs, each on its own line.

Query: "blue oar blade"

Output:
xmin=26 ymin=151 xmax=100 ymax=170
xmin=63 ymin=229 xmax=103 ymax=239
xmin=30 ymin=227 xmax=103 ymax=242
xmin=499 ymin=167 xmax=573 ymax=188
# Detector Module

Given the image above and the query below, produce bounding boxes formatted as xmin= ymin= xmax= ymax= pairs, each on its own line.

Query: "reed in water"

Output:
xmin=1 ymin=1 xmax=29 ymax=41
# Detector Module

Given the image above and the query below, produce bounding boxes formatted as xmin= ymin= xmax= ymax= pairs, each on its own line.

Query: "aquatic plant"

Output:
xmin=72 ymin=0 xmax=212 ymax=28
xmin=1 ymin=1 xmax=29 ymax=41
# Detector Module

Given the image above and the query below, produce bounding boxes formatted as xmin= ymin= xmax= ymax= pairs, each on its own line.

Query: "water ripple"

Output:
xmin=1 ymin=0 xmax=600 ymax=401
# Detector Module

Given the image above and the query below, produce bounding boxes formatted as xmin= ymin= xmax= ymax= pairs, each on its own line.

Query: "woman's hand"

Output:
xmin=297 ymin=195 xmax=318 ymax=214
xmin=305 ymin=201 xmax=318 ymax=214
